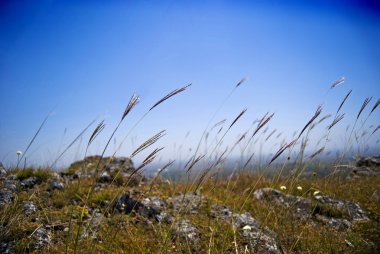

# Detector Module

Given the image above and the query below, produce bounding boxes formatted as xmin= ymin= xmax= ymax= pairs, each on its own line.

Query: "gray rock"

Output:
xmin=254 ymin=188 xmax=369 ymax=230
xmin=167 ymin=193 xmax=204 ymax=214
xmin=0 ymin=241 xmax=13 ymax=254
xmin=105 ymin=157 xmax=134 ymax=174
xmin=0 ymin=189 xmax=13 ymax=205
xmin=50 ymin=180 xmax=64 ymax=190
xmin=34 ymin=227 xmax=51 ymax=250
xmin=0 ymin=162 xmax=6 ymax=176
xmin=114 ymin=193 xmax=171 ymax=223
xmin=210 ymin=204 xmax=233 ymax=220
xmin=24 ymin=201 xmax=37 ymax=215
xmin=20 ymin=176 xmax=38 ymax=189
xmin=372 ymin=191 xmax=380 ymax=202
xmin=210 ymin=205 xmax=282 ymax=254
xmin=99 ymin=172 xmax=112 ymax=182
xmin=173 ymin=220 xmax=199 ymax=244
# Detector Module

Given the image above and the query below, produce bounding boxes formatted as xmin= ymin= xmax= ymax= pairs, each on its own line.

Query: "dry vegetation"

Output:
xmin=1 ymin=79 xmax=380 ymax=253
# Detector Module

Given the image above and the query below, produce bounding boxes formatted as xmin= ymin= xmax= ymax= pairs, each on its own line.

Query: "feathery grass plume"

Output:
xmin=184 ymin=155 xmax=195 ymax=169
xmin=337 ymin=89 xmax=352 ymax=113
xmin=370 ymin=98 xmax=380 ymax=114
xmin=318 ymin=114 xmax=332 ymax=124
xmin=276 ymin=132 xmax=283 ymax=139
xmin=328 ymin=113 xmax=345 ymax=130
xmin=149 ymin=83 xmax=192 ymax=111
xmin=210 ymin=119 xmax=226 ymax=131
xmin=253 ymin=113 xmax=275 ymax=137
xmin=330 ymin=76 xmax=345 ymax=89
xmin=122 ymin=94 xmax=140 ymax=120
xmin=309 ymin=147 xmax=325 ymax=159
xmin=371 ymin=125 xmax=380 ymax=136
xmin=17 ymin=110 xmax=53 ymax=168
xmin=133 ymin=147 xmax=164 ymax=174
xmin=130 ymin=130 xmax=166 ymax=158
xmin=51 ymin=119 xmax=96 ymax=167
xmin=269 ymin=138 xmax=297 ymax=165
xmin=298 ymin=105 xmax=323 ymax=139
xmin=214 ymin=147 xmax=228 ymax=166
xmin=265 ymin=129 xmax=277 ymax=141
xmin=186 ymin=154 xmax=205 ymax=173
xmin=88 ymin=120 xmax=105 ymax=146
xmin=243 ymin=152 xmax=255 ymax=169
xmin=217 ymin=127 xmax=223 ymax=134
xmin=235 ymin=77 xmax=247 ymax=88
xmin=229 ymin=108 xmax=247 ymax=129
xmin=357 ymin=97 xmax=372 ymax=120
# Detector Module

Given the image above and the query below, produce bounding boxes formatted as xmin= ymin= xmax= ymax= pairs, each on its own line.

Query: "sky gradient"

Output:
xmin=1 ymin=1 xmax=379 ymax=168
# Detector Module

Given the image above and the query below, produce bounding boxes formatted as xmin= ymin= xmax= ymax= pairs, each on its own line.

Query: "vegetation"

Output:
xmin=1 ymin=79 xmax=379 ymax=253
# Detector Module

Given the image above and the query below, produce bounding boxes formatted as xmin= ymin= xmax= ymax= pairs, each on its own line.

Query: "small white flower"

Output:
xmin=16 ymin=150 xmax=22 ymax=156
xmin=313 ymin=190 xmax=320 ymax=196
xmin=242 ymin=225 xmax=252 ymax=231
xmin=280 ymin=185 xmax=287 ymax=191
xmin=297 ymin=186 xmax=302 ymax=191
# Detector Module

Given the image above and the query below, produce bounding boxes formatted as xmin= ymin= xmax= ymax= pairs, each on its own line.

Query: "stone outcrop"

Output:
xmin=253 ymin=188 xmax=369 ymax=230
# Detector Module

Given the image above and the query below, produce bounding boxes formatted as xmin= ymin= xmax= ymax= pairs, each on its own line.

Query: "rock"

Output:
xmin=105 ymin=157 xmax=134 ymax=174
xmin=0 ymin=162 xmax=6 ymax=176
xmin=34 ymin=227 xmax=51 ymax=250
xmin=254 ymin=188 xmax=369 ymax=230
xmin=173 ymin=220 xmax=199 ymax=244
xmin=142 ymin=196 xmax=173 ymax=223
xmin=50 ymin=180 xmax=64 ymax=190
xmin=348 ymin=156 xmax=380 ymax=179
xmin=356 ymin=156 xmax=380 ymax=167
xmin=99 ymin=172 xmax=112 ymax=182
xmin=253 ymin=188 xmax=313 ymax=218
xmin=210 ymin=205 xmax=282 ymax=254
xmin=24 ymin=201 xmax=37 ymax=215
xmin=0 ymin=189 xmax=13 ymax=205
xmin=210 ymin=204 xmax=233 ymax=220
xmin=114 ymin=192 xmax=144 ymax=214
xmin=20 ymin=176 xmax=38 ymax=189
xmin=313 ymin=194 xmax=368 ymax=222
xmin=167 ymin=193 xmax=204 ymax=214
xmin=0 ymin=241 xmax=13 ymax=254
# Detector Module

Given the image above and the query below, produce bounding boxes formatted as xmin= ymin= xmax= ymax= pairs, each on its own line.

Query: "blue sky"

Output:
xmin=0 ymin=1 xmax=379 ymax=168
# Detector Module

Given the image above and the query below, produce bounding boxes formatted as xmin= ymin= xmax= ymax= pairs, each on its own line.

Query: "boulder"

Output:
xmin=211 ymin=205 xmax=282 ymax=254
xmin=173 ymin=220 xmax=199 ymax=244
xmin=167 ymin=192 xmax=204 ymax=214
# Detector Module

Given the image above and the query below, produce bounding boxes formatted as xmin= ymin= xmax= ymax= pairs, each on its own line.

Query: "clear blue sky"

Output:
xmin=1 ymin=1 xmax=379 ymax=168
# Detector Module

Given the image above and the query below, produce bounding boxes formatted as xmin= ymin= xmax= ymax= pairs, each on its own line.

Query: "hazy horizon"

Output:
xmin=1 ymin=1 xmax=379 ymax=168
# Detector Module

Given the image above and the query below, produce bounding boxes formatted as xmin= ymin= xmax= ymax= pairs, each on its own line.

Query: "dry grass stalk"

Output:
xmin=235 ymin=77 xmax=247 ymax=88
xmin=370 ymin=98 xmax=380 ymax=114
xmin=253 ymin=113 xmax=274 ymax=137
xmin=328 ymin=113 xmax=345 ymax=130
xmin=318 ymin=114 xmax=332 ymax=124
xmin=186 ymin=154 xmax=205 ymax=173
xmin=211 ymin=119 xmax=226 ymax=130
xmin=309 ymin=147 xmax=325 ymax=159
xmin=149 ymin=83 xmax=192 ymax=111
xmin=133 ymin=147 xmax=164 ymax=173
xmin=130 ymin=130 xmax=166 ymax=158
xmin=88 ymin=120 xmax=105 ymax=146
xmin=357 ymin=97 xmax=372 ymax=120
xmin=269 ymin=138 xmax=297 ymax=165
xmin=337 ymin=89 xmax=352 ymax=113
xmin=298 ymin=105 xmax=322 ymax=139
xmin=330 ymin=76 xmax=345 ymax=89
xmin=243 ymin=152 xmax=255 ymax=169
xmin=122 ymin=94 xmax=140 ymax=120
xmin=265 ymin=129 xmax=276 ymax=141
xmin=229 ymin=108 xmax=247 ymax=129
xmin=372 ymin=125 xmax=380 ymax=136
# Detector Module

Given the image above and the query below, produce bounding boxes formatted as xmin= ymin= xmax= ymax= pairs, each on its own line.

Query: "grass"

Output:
xmin=1 ymin=79 xmax=379 ymax=253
